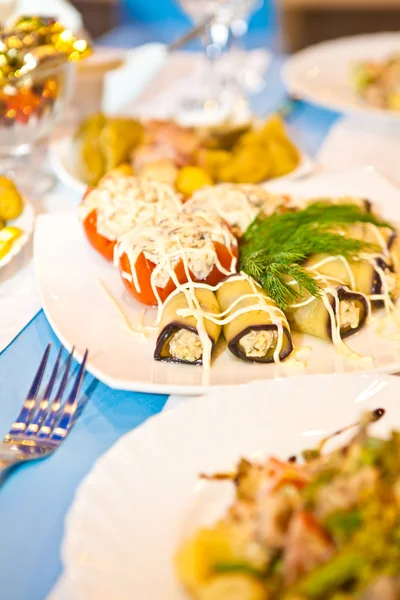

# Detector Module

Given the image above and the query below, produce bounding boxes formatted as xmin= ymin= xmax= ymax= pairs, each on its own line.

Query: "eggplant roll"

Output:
xmin=304 ymin=252 xmax=395 ymax=308
xmin=286 ymin=281 xmax=369 ymax=341
xmin=215 ymin=277 xmax=293 ymax=363
xmin=154 ymin=288 xmax=221 ymax=365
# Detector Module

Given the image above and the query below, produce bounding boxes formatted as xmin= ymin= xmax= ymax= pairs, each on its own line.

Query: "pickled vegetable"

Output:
xmin=75 ymin=114 xmax=143 ymax=186
xmin=76 ymin=137 xmax=105 ymax=187
xmin=196 ymin=148 xmax=232 ymax=180
xmin=100 ymin=118 xmax=143 ymax=172
xmin=0 ymin=177 xmax=23 ymax=220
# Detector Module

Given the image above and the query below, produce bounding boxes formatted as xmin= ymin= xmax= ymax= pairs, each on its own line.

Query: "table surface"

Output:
xmin=0 ymin=25 xmax=339 ymax=600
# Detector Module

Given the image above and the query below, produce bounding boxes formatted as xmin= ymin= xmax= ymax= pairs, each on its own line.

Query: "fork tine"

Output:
xmin=25 ymin=347 xmax=63 ymax=436
xmin=6 ymin=344 xmax=51 ymax=438
xmin=37 ymin=347 xmax=75 ymax=439
xmin=50 ymin=349 xmax=88 ymax=441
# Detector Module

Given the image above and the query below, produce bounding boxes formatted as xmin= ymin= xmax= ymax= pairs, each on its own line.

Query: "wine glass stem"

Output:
xmin=202 ymin=21 xmax=230 ymax=106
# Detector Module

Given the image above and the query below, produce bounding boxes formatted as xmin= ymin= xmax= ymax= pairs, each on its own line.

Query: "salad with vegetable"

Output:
xmin=176 ymin=410 xmax=400 ymax=599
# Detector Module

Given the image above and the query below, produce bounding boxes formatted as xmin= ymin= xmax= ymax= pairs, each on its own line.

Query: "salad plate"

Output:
xmin=34 ymin=168 xmax=400 ymax=395
xmin=283 ymin=32 xmax=400 ymax=121
xmin=60 ymin=373 xmax=400 ymax=600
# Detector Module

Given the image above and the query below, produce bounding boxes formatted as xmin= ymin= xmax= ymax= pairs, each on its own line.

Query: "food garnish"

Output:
xmin=241 ymin=203 xmax=393 ymax=311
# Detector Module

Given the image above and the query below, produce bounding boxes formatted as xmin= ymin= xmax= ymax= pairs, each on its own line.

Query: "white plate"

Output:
xmin=34 ymin=167 xmax=400 ymax=395
xmin=283 ymin=32 xmax=400 ymax=121
xmin=48 ymin=134 xmax=314 ymax=195
xmin=60 ymin=373 xmax=400 ymax=600
xmin=0 ymin=198 xmax=34 ymax=270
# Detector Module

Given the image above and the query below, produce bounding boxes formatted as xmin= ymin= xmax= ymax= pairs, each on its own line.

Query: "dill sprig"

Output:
xmin=240 ymin=203 xmax=392 ymax=310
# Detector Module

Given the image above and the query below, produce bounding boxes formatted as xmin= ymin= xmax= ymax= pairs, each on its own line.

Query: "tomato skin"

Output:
xmin=119 ymin=240 xmax=238 ymax=306
xmin=120 ymin=251 xmax=157 ymax=306
xmin=83 ymin=209 xmax=116 ymax=262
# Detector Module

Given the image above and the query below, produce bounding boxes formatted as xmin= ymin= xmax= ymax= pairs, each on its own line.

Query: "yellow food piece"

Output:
xmin=175 ymin=166 xmax=213 ymax=197
xmin=219 ymin=146 xmax=271 ymax=184
xmin=100 ymin=118 xmax=144 ymax=173
xmin=139 ymin=159 xmax=179 ymax=186
xmin=234 ymin=129 xmax=264 ymax=149
xmin=74 ymin=112 xmax=107 ymax=140
xmin=0 ymin=226 xmax=23 ymax=260
xmin=75 ymin=114 xmax=143 ymax=186
xmin=0 ymin=177 xmax=24 ymax=220
xmin=198 ymin=574 xmax=267 ymax=600
xmin=0 ymin=219 xmax=5 ymax=231
xmin=224 ymin=114 xmax=300 ymax=182
xmin=176 ymin=523 xmax=267 ymax=595
xmin=200 ymin=122 xmax=252 ymax=150
xmin=176 ymin=528 xmax=234 ymax=592
xmin=388 ymin=91 xmax=400 ymax=111
xmin=267 ymin=138 xmax=300 ymax=178
xmin=196 ymin=148 xmax=232 ymax=180
xmin=259 ymin=114 xmax=290 ymax=141
xmin=76 ymin=137 xmax=105 ymax=187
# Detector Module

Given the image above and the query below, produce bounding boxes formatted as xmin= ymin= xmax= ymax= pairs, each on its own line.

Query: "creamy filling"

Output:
xmin=168 ymin=329 xmax=202 ymax=362
xmin=184 ymin=184 xmax=286 ymax=237
xmin=339 ymin=300 xmax=360 ymax=330
xmin=239 ymin=329 xmax=277 ymax=358
xmin=385 ymin=271 xmax=397 ymax=294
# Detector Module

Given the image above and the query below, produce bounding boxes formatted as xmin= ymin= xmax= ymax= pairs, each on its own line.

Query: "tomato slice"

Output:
xmin=119 ymin=240 xmax=238 ymax=306
xmin=82 ymin=209 xmax=115 ymax=262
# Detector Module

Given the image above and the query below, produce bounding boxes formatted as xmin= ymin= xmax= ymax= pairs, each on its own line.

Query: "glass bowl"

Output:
xmin=0 ymin=60 xmax=74 ymax=158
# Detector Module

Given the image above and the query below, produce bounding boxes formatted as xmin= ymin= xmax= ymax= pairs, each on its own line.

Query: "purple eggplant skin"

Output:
xmin=154 ymin=322 xmax=215 ymax=366
xmin=326 ymin=286 xmax=369 ymax=341
xmin=371 ymin=257 xmax=394 ymax=309
xmin=228 ymin=324 xmax=293 ymax=364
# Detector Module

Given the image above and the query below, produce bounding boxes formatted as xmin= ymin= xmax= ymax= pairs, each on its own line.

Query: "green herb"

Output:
xmin=240 ymin=203 xmax=391 ymax=310
xmin=324 ymin=509 xmax=363 ymax=544
xmin=292 ymin=552 xmax=363 ymax=599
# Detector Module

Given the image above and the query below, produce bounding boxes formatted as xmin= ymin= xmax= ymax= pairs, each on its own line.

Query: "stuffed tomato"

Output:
xmin=78 ymin=175 xmax=182 ymax=261
xmin=116 ymin=212 xmax=239 ymax=306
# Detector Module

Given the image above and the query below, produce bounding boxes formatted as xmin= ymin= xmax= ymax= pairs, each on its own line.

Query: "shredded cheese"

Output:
xmin=78 ymin=176 xmax=182 ymax=241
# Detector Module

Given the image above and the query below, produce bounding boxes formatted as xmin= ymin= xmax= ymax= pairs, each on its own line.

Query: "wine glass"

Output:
xmin=176 ymin=0 xmax=261 ymax=124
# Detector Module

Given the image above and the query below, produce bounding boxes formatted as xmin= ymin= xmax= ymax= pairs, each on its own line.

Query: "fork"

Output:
xmin=0 ymin=344 xmax=88 ymax=485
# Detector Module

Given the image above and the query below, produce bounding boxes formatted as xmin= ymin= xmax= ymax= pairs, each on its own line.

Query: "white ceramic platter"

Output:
xmin=34 ymin=167 xmax=400 ymax=394
xmin=0 ymin=198 xmax=34 ymax=270
xmin=48 ymin=134 xmax=314 ymax=196
xmin=60 ymin=373 xmax=400 ymax=600
xmin=283 ymin=32 xmax=400 ymax=121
